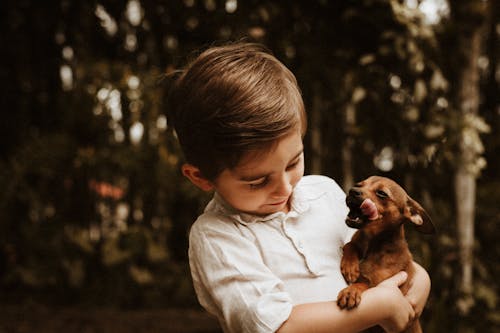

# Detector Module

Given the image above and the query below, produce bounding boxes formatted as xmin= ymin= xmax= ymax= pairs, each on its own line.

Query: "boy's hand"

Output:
xmin=405 ymin=262 xmax=431 ymax=318
xmin=376 ymin=271 xmax=416 ymax=333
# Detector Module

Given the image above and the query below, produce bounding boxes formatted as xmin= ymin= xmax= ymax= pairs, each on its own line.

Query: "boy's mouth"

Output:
xmin=269 ymin=198 xmax=288 ymax=206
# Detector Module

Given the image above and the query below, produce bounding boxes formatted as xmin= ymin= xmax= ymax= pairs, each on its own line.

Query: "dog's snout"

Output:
xmin=348 ymin=187 xmax=363 ymax=197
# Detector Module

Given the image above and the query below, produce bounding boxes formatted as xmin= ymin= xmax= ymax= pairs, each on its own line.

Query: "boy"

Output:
xmin=167 ymin=42 xmax=430 ymax=333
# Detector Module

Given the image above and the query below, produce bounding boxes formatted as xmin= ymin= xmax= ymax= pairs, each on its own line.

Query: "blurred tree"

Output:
xmin=446 ymin=0 xmax=491 ymax=318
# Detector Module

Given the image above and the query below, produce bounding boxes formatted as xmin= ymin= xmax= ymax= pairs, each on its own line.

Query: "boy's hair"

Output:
xmin=167 ymin=42 xmax=306 ymax=181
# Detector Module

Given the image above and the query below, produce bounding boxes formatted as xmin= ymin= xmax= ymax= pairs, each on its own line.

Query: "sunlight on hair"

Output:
xmin=95 ymin=4 xmax=118 ymax=36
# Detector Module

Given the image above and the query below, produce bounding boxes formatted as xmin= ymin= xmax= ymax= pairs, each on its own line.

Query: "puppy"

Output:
xmin=337 ymin=176 xmax=435 ymax=333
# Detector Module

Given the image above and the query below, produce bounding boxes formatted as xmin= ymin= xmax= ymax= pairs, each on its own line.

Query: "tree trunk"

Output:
xmin=451 ymin=0 xmax=489 ymax=316
xmin=309 ymin=85 xmax=323 ymax=175
xmin=342 ymin=103 xmax=355 ymax=191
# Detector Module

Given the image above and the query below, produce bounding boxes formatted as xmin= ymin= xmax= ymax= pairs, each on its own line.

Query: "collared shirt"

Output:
xmin=188 ymin=175 xmax=354 ymax=333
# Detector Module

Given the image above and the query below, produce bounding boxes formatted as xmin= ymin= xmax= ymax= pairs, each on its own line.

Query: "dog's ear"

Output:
xmin=405 ymin=197 xmax=435 ymax=234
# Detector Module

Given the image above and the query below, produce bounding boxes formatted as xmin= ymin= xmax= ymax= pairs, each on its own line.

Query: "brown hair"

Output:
xmin=167 ymin=42 xmax=306 ymax=181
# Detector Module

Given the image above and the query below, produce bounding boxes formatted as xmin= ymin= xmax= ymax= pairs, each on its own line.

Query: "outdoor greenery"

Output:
xmin=1 ymin=0 xmax=498 ymax=332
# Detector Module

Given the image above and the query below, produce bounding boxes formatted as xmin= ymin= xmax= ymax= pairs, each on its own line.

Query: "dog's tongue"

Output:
xmin=361 ymin=198 xmax=378 ymax=220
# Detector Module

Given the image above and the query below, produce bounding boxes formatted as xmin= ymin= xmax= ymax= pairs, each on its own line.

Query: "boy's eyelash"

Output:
xmin=248 ymin=158 xmax=301 ymax=190
xmin=249 ymin=178 xmax=269 ymax=189
xmin=287 ymin=161 xmax=298 ymax=169
xmin=287 ymin=158 xmax=301 ymax=170
xmin=248 ymin=158 xmax=301 ymax=189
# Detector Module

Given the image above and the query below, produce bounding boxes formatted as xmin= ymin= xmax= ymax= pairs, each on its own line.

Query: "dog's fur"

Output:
xmin=337 ymin=176 xmax=435 ymax=333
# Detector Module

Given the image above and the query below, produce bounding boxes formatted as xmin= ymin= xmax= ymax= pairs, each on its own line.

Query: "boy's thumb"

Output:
xmin=384 ymin=271 xmax=408 ymax=287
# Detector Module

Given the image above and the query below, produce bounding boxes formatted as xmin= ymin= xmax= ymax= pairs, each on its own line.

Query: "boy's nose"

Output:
xmin=274 ymin=174 xmax=293 ymax=197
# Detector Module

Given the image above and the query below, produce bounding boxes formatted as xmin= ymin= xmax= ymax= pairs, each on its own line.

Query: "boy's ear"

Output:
xmin=181 ymin=164 xmax=214 ymax=192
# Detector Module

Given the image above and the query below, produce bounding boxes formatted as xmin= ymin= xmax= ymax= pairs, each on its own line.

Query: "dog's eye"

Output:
xmin=376 ymin=190 xmax=389 ymax=199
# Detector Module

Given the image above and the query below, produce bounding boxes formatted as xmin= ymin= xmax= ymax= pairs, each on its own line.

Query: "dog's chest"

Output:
xmin=360 ymin=241 xmax=412 ymax=286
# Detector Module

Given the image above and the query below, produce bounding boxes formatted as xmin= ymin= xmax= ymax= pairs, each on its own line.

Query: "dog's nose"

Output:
xmin=349 ymin=187 xmax=363 ymax=197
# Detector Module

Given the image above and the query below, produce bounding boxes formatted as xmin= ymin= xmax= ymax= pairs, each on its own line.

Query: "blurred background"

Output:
xmin=0 ymin=0 xmax=498 ymax=332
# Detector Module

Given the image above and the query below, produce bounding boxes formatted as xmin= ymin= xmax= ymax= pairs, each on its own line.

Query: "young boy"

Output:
xmin=167 ymin=42 xmax=430 ymax=333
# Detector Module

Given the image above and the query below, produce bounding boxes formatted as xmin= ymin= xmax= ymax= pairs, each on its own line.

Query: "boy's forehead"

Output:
xmin=233 ymin=150 xmax=275 ymax=178
xmin=229 ymin=129 xmax=304 ymax=178
xmin=234 ymin=150 xmax=303 ymax=182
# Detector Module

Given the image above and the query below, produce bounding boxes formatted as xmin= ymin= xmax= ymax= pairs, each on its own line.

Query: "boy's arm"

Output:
xmin=277 ymin=272 xmax=415 ymax=333
xmin=406 ymin=261 xmax=431 ymax=318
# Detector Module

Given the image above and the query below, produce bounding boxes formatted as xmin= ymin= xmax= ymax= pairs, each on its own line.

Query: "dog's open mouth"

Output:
xmin=346 ymin=198 xmax=378 ymax=228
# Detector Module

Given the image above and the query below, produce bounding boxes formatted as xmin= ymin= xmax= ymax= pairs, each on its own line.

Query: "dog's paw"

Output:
xmin=337 ymin=285 xmax=362 ymax=309
xmin=341 ymin=257 xmax=360 ymax=283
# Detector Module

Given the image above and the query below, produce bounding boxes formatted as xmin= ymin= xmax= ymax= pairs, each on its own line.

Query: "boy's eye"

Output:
xmin=286 ymin=156 xmax=302 ymax=170
xmin=249 ymin=178 xmax=269 ymax=189
xmin=286 ymin=161 xmax=299 ymax=170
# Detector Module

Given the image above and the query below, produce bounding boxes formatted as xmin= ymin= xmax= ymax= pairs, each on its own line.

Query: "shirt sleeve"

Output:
xmin=188 ymin=215 xmax=293 ymax=333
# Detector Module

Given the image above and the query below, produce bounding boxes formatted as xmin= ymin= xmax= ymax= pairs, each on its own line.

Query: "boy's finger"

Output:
xmin=380 ymin=271 xmax=408 ymax=287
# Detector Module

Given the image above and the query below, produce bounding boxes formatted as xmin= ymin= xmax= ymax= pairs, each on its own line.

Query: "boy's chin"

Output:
xmin=233 ymin=198 xmax=290 ymax=216
xmin=256 ymin=202 xmax=290 ymax=216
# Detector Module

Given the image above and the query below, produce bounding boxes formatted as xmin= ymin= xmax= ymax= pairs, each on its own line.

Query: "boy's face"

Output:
xmin=212 ymin=130 xmax=304 ymax=216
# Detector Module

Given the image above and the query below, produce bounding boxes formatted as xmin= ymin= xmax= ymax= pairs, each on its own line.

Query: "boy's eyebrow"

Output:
xmin=238 ymin=149 xmax=303 ymax=182
xmin=239 ymin=173 xmax=269 ymax=182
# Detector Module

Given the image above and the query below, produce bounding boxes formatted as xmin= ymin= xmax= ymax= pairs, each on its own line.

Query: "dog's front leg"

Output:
xmin=337 ymin=282 xmax=370 ymax=309
xmin=341 ymin=231 xmax=366 ymax=283
xmin=341 ymin=242 xmax=360 ymax=283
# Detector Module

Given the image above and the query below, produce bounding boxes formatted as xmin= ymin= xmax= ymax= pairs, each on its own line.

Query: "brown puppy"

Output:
xmin=337 ymin=176 xmax=435 ymax=333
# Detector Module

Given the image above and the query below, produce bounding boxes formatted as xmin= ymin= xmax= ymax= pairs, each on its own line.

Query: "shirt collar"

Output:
xmin=206 ymin=181 xmax=311 ymax=225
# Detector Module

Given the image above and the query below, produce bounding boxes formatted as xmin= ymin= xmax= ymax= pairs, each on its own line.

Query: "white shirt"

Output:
xmin=188 ymin=175 xmax=354 ymax=333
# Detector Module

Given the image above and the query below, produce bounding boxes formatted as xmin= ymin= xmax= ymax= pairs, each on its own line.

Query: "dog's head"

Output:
xmin=345 ymin=176 xmax=435 ymax=234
